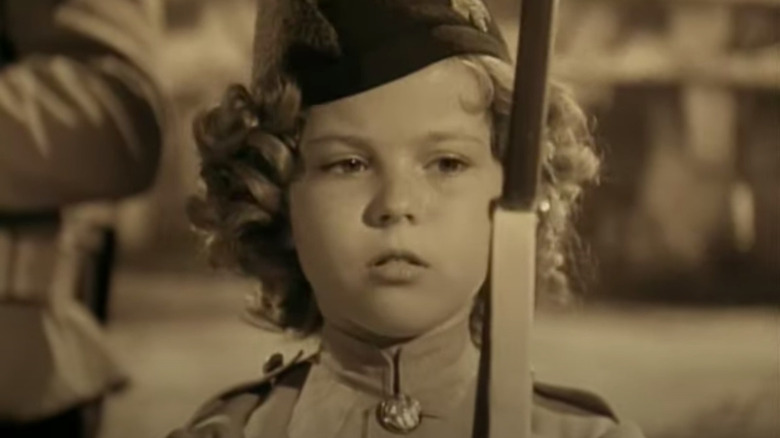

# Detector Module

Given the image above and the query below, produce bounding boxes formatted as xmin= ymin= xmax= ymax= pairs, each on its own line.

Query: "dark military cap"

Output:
xmin=251 ymin=0 xmax=511 ymax=106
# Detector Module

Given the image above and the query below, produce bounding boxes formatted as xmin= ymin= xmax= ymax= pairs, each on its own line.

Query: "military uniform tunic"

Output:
xmin=171 ymin=318 xmax=645 ymax=438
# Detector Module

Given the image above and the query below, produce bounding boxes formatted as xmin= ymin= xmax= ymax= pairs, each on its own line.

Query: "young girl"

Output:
xmin=170 ymin=0 xmax=645 ymax=437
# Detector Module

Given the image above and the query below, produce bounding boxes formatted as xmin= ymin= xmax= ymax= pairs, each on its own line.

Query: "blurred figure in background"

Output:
xmin=0 ymin=1 xmax=163 ymax=437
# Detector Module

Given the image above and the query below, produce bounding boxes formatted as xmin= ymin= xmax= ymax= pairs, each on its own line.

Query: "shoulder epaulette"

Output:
xmin=185 ymin=348 xmax=319 ymax=428
xmin=533 ymin=381 xmax=617 ymax=421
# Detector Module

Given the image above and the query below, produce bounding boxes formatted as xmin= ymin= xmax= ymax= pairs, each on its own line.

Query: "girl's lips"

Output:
xmin=368 ymin=250 xmax=428 ymax=268
xmin=368 ymin=259 xmax=426 ymax=284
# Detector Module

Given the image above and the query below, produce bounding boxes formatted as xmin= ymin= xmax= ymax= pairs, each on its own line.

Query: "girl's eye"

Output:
xmin=431 ymin=156 xmax=470 ymax=175
xmin=322 ymin=157 xmax=369 ymax=174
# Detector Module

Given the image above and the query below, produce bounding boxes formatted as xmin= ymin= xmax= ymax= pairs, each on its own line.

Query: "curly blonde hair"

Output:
xmin=188 ymin=55 xmax=600 ymax=339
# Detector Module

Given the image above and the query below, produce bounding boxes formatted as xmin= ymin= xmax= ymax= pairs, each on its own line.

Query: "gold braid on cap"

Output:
xmin=451 ymin=0 xmax=491 ymax=32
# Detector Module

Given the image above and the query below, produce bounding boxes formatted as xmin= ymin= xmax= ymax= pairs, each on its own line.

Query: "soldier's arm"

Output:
xmin=0 ymin=0 xmax=164 ymax=211
xmin=533 ymin=382 xmax=647 ymax=438
xmin=598 ymin=422 xmax=645 ymax=438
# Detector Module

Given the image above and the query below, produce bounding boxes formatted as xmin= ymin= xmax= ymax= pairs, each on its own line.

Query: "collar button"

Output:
xmin=376 ymin=394 xmax=423 ymax=434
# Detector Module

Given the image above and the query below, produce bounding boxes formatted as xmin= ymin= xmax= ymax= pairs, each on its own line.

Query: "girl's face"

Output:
xmin=290 ymin=59 xmax=503 ymax=343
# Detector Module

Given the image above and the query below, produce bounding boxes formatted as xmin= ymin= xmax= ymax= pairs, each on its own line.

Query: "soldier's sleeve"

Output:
xmin=533 ymin=382 xmax=646 ymax=438
xmin=166 ymin=349 xmax=315 ymax=438
xmin=597 ymin=421 xmax=645 ymax=438
xmin=0 ymin=0 xmax=164 ymax=211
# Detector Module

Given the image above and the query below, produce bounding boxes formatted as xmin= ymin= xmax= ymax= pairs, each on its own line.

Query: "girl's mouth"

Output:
xmin=369 ymin=250 xmax=428 ymax=268
xmin=368 ymin=250 xmax=428 ymax=284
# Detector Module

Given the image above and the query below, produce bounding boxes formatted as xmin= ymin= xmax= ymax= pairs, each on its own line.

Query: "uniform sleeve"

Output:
xmin=166 ymin=393 xmax=261 ymax=438
xmin=598 ymin=421 xmax=646 ymax=438
xmin=532 ymin=382 xmax=647 ymax=438
xmin=0 ymin=0 xmax=164 ymax=211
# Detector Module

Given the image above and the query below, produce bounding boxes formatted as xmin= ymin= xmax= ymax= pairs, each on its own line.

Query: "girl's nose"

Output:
xmin=365 ymin=172 xmax=424 ymax=228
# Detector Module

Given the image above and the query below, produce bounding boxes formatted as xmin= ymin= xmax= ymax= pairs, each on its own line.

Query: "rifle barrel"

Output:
xmin=502 ymin=0 xmax=558 ymax=210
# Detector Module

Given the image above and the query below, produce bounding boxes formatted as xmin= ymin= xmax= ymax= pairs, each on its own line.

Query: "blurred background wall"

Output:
xmin=101 ymin=1 xmax=778 ymax=437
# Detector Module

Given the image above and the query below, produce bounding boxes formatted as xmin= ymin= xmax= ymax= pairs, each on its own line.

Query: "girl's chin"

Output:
xmin=348 ymin=308 xmax=470 ymax=346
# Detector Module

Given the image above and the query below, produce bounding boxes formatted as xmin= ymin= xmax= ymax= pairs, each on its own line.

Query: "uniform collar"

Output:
xmin=318 ymin=316 xmax=478 ymax=417
xmin=286 ymin=317 xmax=479 ymax=438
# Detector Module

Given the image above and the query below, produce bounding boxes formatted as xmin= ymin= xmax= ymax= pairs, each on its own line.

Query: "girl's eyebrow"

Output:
xmin=303 ymin=133 xmax=373 ymax=151
xmin=304 ymin=129 xmax=487 ymax=152
xmin=421 ymin=130 xmax=488 ymax=148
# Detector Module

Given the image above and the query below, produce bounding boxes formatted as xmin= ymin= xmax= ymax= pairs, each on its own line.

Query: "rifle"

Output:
xmin=481 ymin=1 xmax=559 ymax=437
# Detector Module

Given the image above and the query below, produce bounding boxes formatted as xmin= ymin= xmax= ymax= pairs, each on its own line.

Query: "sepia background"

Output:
xmin=67 ymin=0 xmax=780 ymax=437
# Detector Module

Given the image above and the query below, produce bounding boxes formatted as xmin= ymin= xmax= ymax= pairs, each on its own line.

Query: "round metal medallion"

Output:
xmin=375 ymin=394 xmax=423 ymax=434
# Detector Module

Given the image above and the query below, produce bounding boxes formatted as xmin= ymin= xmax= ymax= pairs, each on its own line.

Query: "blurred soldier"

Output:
xmin=0 ymin=0 xmax=164 ymax=437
